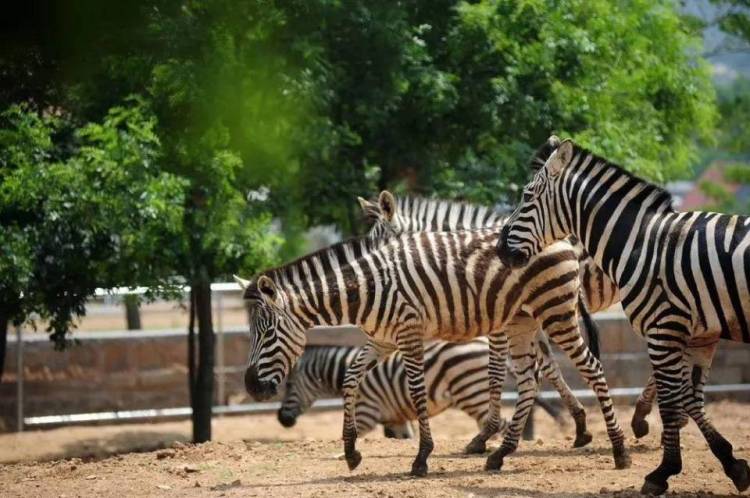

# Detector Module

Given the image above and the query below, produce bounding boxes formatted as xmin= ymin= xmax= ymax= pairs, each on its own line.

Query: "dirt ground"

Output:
xmin=1 ymin=402 xmax=749 ymax=497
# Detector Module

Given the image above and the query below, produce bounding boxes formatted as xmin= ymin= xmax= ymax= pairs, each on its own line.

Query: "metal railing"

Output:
xmin=9 ymin=282 xmax=370 ymax=431
xmin=12 ymin=282 xmax=246 ymax=432
xmin=10 ymin=284 xmax=750 ymax=432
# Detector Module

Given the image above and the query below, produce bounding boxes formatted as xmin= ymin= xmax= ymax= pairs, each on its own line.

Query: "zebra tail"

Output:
xmin=577 ymin=292 xmax=601 ymax=360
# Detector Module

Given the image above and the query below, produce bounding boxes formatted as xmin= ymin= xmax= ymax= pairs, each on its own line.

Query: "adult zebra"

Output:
xmin=497 ymin=136 xmax=750 ymax=495
xmin=277 ymin=338 xmax=564 ymax=438
xmin=235 ymin=228 xmax=630 ymax=477
xmin=358 ymin=168 xmax=664 ymax=439
xmin=358 ymin=191 xmax=614 ymax=448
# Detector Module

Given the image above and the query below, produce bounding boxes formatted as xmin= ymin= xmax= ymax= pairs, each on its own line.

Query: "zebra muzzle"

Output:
xmin=277 ymin=409 xmax=298 ymax=428
xmin=244 ymin=366 xmax=278 ymax=400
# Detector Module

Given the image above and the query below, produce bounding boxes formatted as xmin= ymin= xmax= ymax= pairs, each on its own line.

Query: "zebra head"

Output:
xmin=357 ymin=190 xmax=404 ymax=241
xmin=234 ymin=274 xmax=306 ymax=401
xmin=497 ymin=137 xmax=575 ymax=269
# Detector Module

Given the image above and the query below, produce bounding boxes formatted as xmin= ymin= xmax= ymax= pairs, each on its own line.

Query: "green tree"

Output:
xmin=0 ymin=100 xmax=186 ymax=380
xmin=1 ymin=0 xmax=720 ymax=440
xmin=278 ymin=0 xmax=716 ymax=216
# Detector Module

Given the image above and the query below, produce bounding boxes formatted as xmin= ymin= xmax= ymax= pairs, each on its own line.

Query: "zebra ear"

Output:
xmin=357 ymin=196 xmax=374 ymax=211
xmin=548 ymin=135 xmax=561 ymax=148
xmin=256 ymin=275 xmax=278 ymax=303
xmin=547 ymin=140 xmax=574 ymax=176
xmin=233 ymin=274 xmax=251 ymax=290
xmin=378 ymin=190 xmax=397 ymax=222
xmin=358 ymin=196 xmax=381 ymax=221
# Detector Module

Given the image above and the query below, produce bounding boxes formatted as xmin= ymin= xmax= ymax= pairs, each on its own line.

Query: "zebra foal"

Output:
xmin=277 ymin=339 xmax=564 ymax=437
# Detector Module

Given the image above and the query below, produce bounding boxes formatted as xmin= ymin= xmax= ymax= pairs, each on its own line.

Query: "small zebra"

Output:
xmin=235 ymin=228 xmax=629 ymax=477
xmin=277 ymin=338 xmax=564 ymax=438
xmin=498 ymin=136 xmax=750 ymax=495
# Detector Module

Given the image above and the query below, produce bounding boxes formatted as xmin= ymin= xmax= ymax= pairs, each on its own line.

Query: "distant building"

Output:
xmin=677 ymin=161 xmax=750 ymax=211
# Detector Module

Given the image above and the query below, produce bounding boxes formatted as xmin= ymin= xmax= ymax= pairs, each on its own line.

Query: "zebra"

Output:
xmin=358 ymin=191 xmax=615 ymax=447
xmin=497 ymin=136 xmax=750 ymax=495
xmin=235 ymin=228 xmax=630 ymax=477
xmin=358 ymin=183 xmax=670 ymax=439
xmin=277 ymin=339 xmax=566 ymax=439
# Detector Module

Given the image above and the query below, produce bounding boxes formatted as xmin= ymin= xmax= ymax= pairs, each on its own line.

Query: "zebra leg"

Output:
xmin=543 ymin=310 xmax=630 ymax=469
xmin=631 ymin=375 xmax=656 ymax=438
xmin=485 ymin=333 xmax=538 ymax=471
xmin=535 ymin=331 xmax=592 ymax=447
xmin=397 ymin=331 xmax=434 ymax=477
xmin=632 ymin=372 xmax=689 ymax=438
xmin=465 ymin=332 xmax=509 ymax=454
xmin=342 ymin=342 xmax=385 ymax=471
xmin=683 ymin=343 xmax=749 ymax=492
xmin=641 ymin=334 xmax=687 ymax=496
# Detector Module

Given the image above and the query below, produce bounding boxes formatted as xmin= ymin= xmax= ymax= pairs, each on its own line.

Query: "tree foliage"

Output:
xmin=0 ymin=101 xmax=186 ymax=347
xmin=274 ymin=0 xmax=717 ymax=217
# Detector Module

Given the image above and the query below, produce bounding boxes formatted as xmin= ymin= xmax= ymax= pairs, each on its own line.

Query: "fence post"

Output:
xmin=16 ymin=324 xmax=24 ymax=432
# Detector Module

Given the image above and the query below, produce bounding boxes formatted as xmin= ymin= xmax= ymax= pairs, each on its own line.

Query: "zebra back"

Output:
xmin=360 ymin=190 xmax=506 ymax=242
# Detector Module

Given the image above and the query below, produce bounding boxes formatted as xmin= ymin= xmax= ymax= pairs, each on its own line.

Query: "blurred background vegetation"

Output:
xmin=1 ymin=0 xmax=749 ymax=440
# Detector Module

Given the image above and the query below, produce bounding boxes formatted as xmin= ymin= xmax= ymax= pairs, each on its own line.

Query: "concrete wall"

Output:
xmin=1 ymin=315 xmax=749 ymax=432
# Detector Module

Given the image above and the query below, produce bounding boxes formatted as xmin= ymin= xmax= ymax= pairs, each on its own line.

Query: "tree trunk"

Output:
xmin=192 ymin=276 xmax=214 ymax=443
xmin=0 ymin=312 xmax=8 ymax=384
xmin=124 ymin=295 xmax=142 ymax=330
xmin=187 ymin=288 xmax=196 ymax=409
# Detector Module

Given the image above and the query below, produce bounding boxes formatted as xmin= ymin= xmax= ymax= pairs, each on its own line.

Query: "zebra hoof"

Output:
xmin=410 ymin=460 xmax=428 ymax=477
xmin=631 ymin=417 xmax=649 ymax=439
xmin=573 ymin=431 xmax=593 ymax=448
xmin=465 ymin=438 xmax=487 ymax=455
xmin=640 ymin=478 xmax=668 ymax=496
xmin=346 ymin=450 xmax=362 ymax=471
xmin=484 ymin=453 xmax=503 ymax=472
xmin=614 ymin=450 xmax=632 ymax=470
xmin=728 ymin=459 xmax=750 ymax=492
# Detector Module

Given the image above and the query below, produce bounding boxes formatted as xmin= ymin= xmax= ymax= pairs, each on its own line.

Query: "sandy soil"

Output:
xmin=2 ymin=402 xmax=749 ymax=497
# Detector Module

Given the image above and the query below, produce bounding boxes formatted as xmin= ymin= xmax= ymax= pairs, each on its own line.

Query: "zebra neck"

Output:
xmin=305 ymin=346 xmax=359 ymax=393
xmin=564 ymin=157 xmax=674 ymax=285
xmin=283 ymin=270 xmax=367 ymax=329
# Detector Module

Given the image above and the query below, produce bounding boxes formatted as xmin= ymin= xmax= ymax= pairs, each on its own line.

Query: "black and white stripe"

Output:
xmin=359 ymin=190 xmax=612 ymax=448
xmin=277 ymin=339 xmax=521 ymax=437
xmin=498 ymin=136 xmax=750 ymax=495
xmin=236 ymin=227 xmax=629 ymax=476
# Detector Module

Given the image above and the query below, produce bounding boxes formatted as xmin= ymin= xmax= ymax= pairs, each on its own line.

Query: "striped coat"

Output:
xmin=236 ymin=228 xmax=628 ymax=477
xmin=358 ymin=185 xmax=665 ymax=438
xmin=498 ymin=136 xmax=750 ymax=495
xmin=278 ymin=339 xmax=564 ymax=437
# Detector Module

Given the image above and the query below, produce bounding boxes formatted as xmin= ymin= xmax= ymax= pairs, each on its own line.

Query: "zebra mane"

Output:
xmin=254 ymin=235 xmax=379 ymax=291
xmin=569 ymin=143 xmax=675 ymax=212
xmin=395 ymin=195 xmax=499 ymax=221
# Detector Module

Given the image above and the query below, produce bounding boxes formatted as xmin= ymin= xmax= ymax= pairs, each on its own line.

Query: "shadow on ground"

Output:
xmin=44 ymin=430 xmax=188 ymax=462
